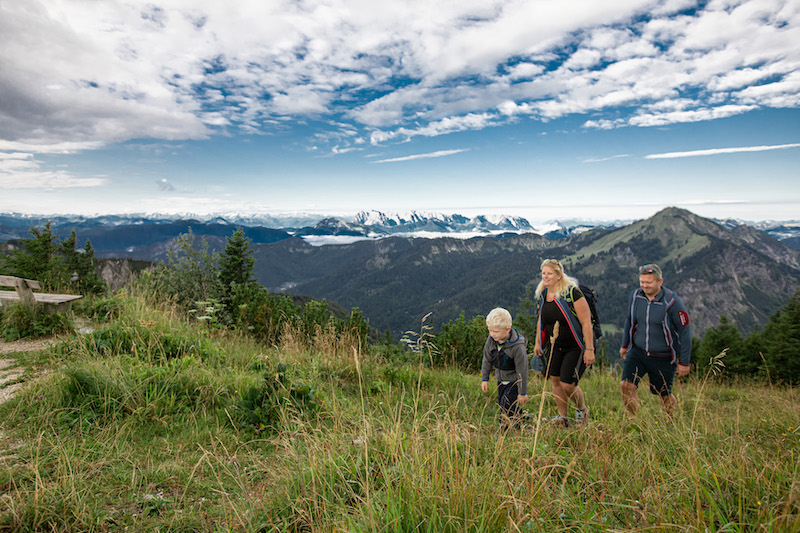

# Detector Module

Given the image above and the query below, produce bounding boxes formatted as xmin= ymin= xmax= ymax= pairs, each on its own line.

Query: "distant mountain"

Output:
xmin=3 ymin=208 xmax=799 ymax=342
xmin=249 ymin=208 xmax=800 ymax=340
xmin=3 ymin=210 xmax=799 ymax=249
xmin=0 ymin=217 xmax=291 ymax=259
xmin=352 ymin=210 xmax=535 ymax=235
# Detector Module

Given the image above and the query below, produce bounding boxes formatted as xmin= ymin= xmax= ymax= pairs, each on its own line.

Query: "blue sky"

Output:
xmin=1 ymin=0 xmax=799 ymax=224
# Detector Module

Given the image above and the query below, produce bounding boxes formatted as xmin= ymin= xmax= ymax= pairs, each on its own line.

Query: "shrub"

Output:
xmin=74 ymin=295 xmax=128 ymax=323
xmin=431 ymin=312 xmax=487 ymax=370
xmin=54 ymin=321 xmax=221 ymax=364
xmin=0 ymin=303 xmax=73 ymax=341
xmin=236 ymin=362 xmax=323 ymax=433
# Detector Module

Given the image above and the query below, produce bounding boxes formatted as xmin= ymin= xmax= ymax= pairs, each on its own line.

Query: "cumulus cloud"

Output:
xmin=0 ymin=0 xmax=798 ymax=157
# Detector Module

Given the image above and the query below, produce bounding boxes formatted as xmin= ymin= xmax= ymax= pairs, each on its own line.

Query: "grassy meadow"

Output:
xmin=0 ymin=294 xmax=799 ymax=532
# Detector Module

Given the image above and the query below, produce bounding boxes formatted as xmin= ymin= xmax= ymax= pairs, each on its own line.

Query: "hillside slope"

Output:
xmin=252 ymin=208 xmax=800 ymax=337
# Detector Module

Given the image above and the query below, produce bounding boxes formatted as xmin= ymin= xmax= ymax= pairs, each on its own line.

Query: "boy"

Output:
xmin=481 ymin=307 xmax=530 ymax=429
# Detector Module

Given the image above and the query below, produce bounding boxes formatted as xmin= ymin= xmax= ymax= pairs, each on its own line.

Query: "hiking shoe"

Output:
xmin=576 ymin=407 xmax=590 ymax=425
xmin=549 ymin=415 xmax=570 ymax=428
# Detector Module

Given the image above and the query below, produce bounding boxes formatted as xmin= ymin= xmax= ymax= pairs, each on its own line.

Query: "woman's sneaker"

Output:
xmin=549 ymin=415 xmax=570 ymax=428
xmin=575 ymin=407 xmax=590 ymax=425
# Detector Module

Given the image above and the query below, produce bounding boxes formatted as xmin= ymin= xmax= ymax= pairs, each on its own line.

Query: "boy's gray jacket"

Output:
xmin=481 ymin=328 xmax=529 ymax=395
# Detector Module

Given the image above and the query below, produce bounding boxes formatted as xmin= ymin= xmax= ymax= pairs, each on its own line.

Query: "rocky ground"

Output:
xmin=0 ymin=337 xmax=53 ymax=405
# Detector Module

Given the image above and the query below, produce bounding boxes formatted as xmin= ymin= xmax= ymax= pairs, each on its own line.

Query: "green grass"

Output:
xmin=0 ymin=297 xmax=798 ymax=531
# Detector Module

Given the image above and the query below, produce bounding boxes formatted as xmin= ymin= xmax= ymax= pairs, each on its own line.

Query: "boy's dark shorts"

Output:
xmin=545 ymin=344 xmax=586 ymax=385
xmin=621 ymin=345 xmax=675 ymax=396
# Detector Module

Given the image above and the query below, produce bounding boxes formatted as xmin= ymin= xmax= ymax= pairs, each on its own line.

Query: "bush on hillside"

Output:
xmin=0 ymin=302 xmax=73 ymax=341
xmin=236 ymin=362 xmax=323 ymax=433
xmin=431 ymin=312 xmax=487 ymax=371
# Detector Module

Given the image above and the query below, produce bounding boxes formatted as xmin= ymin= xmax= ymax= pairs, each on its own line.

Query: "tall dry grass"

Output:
xmin=0 ymin=296 xmax=798 ymax=532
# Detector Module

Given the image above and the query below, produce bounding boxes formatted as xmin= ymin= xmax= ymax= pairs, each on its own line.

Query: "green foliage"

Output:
xmin=236 ymin=362 xmax=323 ymax=433
xmin=2 ymin=221 xmax=105 ymax=296
xmin=431 ymin=312 xmax=487 ymax=370
xmin=230 ymin=282 xmax=298 ymax=344
xmin=693 ymin=293 xmax=800 ymax=384
xmin=55 ymin=321 xmax=221 ymax=364
xmin=755 ymin=290 xmax=800 ymax=384
xmin=189 ymin=298 xmax=225 ymax=330
xmin=513 ymin=285 xmax=538 ymax=350
xmin=1 ymin=290 xmax=799 ymax=531
xmin=340 ymin=307 xmax=370 ymax=349
xmin=139 ymin=231 xmax=222 ymax=311
xmin=58 ymin=356 xmax=223 ymax=426
xmin=0 ymin=302 xmax=73 ymax=341
xmin=131 ymin=229 xmax=370 ymax=351
xmin=695 ymin=316 xmax=757 ymax=375
xmin=73 ymin=295 xmax=128 ymax=323
xmin=217 ymin=227 xmax=256 ymax=311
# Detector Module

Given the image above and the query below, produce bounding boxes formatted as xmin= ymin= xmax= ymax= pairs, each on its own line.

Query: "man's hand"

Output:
xmin=481 ymin=381 xmax=489 ymax=393
xmin=677 ymin=364 xmax=690 ymax=378
xmin=517 ymin=394 xmax=529 ymax=405
xmin=619 ymin=347 xmax=628 ymax=360
xmin=533 ymin=343 xmax=542 ymax=356
xmin=583 ymin=349 xmax=596 ymax=366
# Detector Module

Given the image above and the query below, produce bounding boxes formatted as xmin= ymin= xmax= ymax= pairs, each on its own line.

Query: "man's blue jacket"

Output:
xmin=621 ymin=286 xmax=692 ymax=366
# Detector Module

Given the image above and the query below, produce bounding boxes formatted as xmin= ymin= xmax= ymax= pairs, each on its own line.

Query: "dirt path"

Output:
xmin=0 ymin=337 xmax=54 ymax=405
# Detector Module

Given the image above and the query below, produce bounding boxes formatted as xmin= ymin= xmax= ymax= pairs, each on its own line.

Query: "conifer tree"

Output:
xmin=694 ymin=315 xmax=754 ymax=375
xmin=4 ymin=221 xmax=60 ymax=284
xmin=218 ymin=228 xmax=256 ymax=312
xmin=755 ymin=291 xmax=800 ymax=384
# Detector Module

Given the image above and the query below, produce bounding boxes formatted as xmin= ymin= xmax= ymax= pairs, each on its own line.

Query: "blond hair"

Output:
xmin=485 ymin=307 xmax=512 ymax=329
xmin=535 ymin=258 xmax=579 ymax=299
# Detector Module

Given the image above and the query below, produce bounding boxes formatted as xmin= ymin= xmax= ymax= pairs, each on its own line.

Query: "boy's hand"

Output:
xmin=518 ymin=394 xmax=529 ymax=405
xmin=533 ymin=344 xmax=542 ymax=356
xmin=481 ymin=381 xmax=488 ymax=393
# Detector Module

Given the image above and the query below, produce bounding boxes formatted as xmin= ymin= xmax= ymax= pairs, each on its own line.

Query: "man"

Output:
xmin=620 ymin=264 xmax=692 ymax=417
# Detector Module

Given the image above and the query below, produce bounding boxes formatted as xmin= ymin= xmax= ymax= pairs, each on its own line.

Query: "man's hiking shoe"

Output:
xmin=549 ymin=415 xmax=570 ymax=428
xmin=576 ymin=407 xmax=590 ymax=425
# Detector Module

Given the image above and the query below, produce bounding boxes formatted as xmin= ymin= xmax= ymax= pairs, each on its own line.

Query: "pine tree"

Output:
xmin=218 ymin=228 xmax=256 ymax=312
xmin=756 ymin=291 xmax=800 ymax=384
xmin=4 ymin=221 xmax=60 ymax=285
xmin=694 ymin=315 xmax=753 ymax=374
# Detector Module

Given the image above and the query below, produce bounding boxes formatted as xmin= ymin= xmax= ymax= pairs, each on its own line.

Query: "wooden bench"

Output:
xmin=0 ymin=275 xmax=83 ymax=313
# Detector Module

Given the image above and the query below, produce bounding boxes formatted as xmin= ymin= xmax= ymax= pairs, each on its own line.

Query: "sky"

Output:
xmin=1 ymin=0 xmax=799 ymax=225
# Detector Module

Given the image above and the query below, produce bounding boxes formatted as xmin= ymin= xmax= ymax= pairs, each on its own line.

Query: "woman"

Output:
xmin=532 ymin=258 xmax=595 ymax=427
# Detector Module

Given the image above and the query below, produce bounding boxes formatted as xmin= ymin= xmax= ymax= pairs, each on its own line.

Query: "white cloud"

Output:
xmin=371 ymin=149 xmax=469 ymax=163
xmin=645 ymin=143 xmax=800 ymax=159
xmin=0 ymin=151 xmax=110 ymax=189
xmin=582 ymin=154 xmax=631 ymax=163
xmin=0 ymin=0 xmax=798 ymax=155
xmin=369 ymin=113 xmax=497 ymax=145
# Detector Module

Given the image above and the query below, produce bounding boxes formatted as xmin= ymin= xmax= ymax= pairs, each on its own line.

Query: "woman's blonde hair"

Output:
xmin=535 ymin=258 xmax=578 ymax=299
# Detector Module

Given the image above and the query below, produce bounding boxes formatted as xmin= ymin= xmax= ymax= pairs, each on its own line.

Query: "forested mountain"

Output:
xmin=3 ymin=208 xmax=799 ymax=343
xmin=250 ymin=208 xmax=800 ymax=340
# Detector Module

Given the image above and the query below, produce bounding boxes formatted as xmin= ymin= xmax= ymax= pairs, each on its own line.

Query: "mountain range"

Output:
xmin=245 ymin=208 xmax=800 ymax=341
xmin=2 ymin=208 xmax=800 ymax=344
xmin=3 ymin=209 xmax=798 ymax=249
